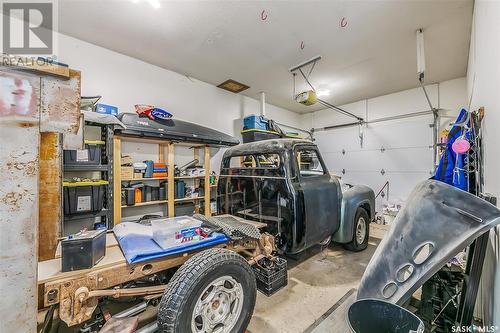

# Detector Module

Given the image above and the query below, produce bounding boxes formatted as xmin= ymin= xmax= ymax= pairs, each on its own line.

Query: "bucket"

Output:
xmin=347 ymin=299 xmax=424 ymax=333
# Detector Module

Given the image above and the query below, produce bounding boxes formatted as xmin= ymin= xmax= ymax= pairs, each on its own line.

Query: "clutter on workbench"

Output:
xmin=63 ymin=140 xmax=105 ymax=165
xmin=151 ymin=217 xmax=208 ymax=249
xmin=61 ymin=229 xmax=106 ymax=272
xmin=63 ymin=179 xmax=109 ymax=214
xmin=112 ymin=217 xmax=229 ymax=264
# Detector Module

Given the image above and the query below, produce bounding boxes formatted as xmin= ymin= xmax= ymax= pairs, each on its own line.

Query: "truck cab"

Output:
xmin=218 ymin=139 xmax=375 ymax=254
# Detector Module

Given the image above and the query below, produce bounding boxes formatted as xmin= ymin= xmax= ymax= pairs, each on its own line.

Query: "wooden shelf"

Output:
xmin=122 ymin=177 xmax=168 ymax=181
xmin=114 ymin=136 xmax=213 ymax=222
xmin=174 ymin=175 xmax=205 ymax=179
xmin=174 ymin=197 xmax=204 ymax=203
xmin=121 ymin=200 xmax=168 ymax=208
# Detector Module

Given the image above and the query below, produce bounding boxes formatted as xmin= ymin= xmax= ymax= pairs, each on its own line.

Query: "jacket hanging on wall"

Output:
xmin=433 ymin=108 xmax=474 ymax=191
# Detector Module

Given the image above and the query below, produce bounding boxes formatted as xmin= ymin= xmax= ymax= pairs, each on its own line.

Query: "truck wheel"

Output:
xmin=344 ymin=207 xmax=370 ymax=252
xmin=158 ymin=248 xmax=256 ymax=333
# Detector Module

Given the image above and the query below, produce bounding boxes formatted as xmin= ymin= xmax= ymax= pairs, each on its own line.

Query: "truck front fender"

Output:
xmin=333 ymin=185 xmax=375 ymax=244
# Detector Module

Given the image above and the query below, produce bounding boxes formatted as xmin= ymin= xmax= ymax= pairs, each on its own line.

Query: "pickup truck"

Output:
xmin=218 ymin=138 xmax=376 ymax=253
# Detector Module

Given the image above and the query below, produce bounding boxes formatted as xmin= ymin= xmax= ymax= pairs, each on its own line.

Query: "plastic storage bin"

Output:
xmin=241 ymin=129 xmax=281 ymax=143
xmin=64 ymin=140 xmax=105 ymax=165
xmin=243 ymin=115 xmax=269 ymax=130
xmin=151 ymin=217 xmax=203 ymax=250
xmin=253 ymin=257 xmax=288 ymax=296
xmin=63 ymin=180 xmax=108 ymax=214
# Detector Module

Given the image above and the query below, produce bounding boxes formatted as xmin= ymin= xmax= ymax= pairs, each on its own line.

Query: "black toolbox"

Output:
xmin=63 ymin=180 xmax=108 ymax=214
xmin=253 ymin=257 xmax=288 ymax=296
xmin=61 ymin=229 xmax=106 ymax=272
xmin=63 ymin=140 xmax=105 ymax=165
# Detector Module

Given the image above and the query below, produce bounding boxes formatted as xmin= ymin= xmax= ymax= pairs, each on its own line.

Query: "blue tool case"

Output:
xmin=243 ymin=115 xmax=269 ymax=130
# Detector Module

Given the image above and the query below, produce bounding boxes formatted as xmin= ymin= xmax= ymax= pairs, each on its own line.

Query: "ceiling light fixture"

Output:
xmin=129 ymin=0 xmax=160 ymax=9
xmin=316 ymin=89 xmax=330 ymax=97
xmin=148 ymin=0 xmax=160 ymax=9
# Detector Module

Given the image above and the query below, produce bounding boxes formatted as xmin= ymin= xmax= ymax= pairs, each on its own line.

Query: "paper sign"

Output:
xmin=77 ymin=196 xmax=91 ymax=211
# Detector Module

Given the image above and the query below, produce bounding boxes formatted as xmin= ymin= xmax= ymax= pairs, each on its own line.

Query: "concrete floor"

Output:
xmin=248 ymin=224 xmax=388 ymax=333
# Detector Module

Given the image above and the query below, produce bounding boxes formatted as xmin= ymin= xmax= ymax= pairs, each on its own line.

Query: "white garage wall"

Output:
xmin=300 ymin=77 xmax=466 ymax=211
xmin=56 ymin=33 xmax=302 ymax=172
xmin=466 ymin=0 xmax=500 ymax=326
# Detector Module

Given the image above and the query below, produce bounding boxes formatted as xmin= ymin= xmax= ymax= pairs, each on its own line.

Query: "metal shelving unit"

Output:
xmin=62 ymin=123 xmax=114 ymax=235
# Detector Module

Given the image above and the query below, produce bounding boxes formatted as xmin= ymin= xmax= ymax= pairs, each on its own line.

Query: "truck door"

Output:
xmin=294 ymin=146 xmax=340 ymax=247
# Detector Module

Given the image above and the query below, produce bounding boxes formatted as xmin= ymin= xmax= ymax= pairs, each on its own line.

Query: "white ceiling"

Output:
xmin=58 ymin=0 xmax=473 ymax=113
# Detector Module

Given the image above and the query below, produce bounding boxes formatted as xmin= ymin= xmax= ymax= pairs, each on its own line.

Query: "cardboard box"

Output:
xmin=134 ymin=172 xmax=143 ymax=179
xmin=121 ymin=166 xmax=134 ymax=179
xmin=121 ymin=155 xmax=133 ymax=165
xmin=95 ymin=103 xmax=118 ymax=116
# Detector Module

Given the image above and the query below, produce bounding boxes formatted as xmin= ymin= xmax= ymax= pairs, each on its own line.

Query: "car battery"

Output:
xmin=61 ymin=229 xmax=106 ymax=272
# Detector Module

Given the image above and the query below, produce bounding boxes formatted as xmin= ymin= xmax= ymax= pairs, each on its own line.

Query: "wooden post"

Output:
xmin=158 ymin=143 xmax=165 ymax=163
xmin=113 ymin=136 xmax=122 ymax=224
xmin=39 ymin=132 xmax=62 ymax=261
xmin=204 ymin=146 xmax=211 ymax=216
xmin=167 ymin=143 xmax=175 ymax=217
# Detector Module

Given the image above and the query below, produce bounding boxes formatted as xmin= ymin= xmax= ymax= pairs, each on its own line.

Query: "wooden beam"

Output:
xmin=113 ymin=137 xmax=122 ymax=224
xmin=38 ymin=132 xmax=62 ymax=260
xmin=167 ymin=143 xmax=175 ymax=217
xmin=204 ymin=146 xmax=211 ymax=216
xmin=158 ymin=144 xmax=165 ymax=163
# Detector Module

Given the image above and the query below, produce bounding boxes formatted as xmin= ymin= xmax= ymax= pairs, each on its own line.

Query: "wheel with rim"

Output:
xmin=344 ymin=207 xmax=370 ymax=252
xmin=158 ymin=248 xmax=256 ymax=333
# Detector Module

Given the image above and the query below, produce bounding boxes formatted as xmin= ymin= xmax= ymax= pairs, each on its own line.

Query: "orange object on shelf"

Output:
xmin=134 ymin=188 xmax=142 ymax=203
xmin=153 ymin=172 xmax=167 ymax=178
xmin=153 ymin=162 xmax=166 ymax=168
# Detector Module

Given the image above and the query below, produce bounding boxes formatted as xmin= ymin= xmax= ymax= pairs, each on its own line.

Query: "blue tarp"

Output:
xmin=113 ymin=222 xmax=229 ymax=264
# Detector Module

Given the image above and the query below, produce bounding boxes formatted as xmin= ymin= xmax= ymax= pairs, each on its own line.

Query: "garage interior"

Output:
xmin=1 ymin=0 xmax=499 ymax=332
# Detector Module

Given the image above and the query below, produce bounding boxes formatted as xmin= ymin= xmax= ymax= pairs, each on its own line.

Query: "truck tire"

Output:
xmin=158 ymin=248 xmax=256 ymax=333
xmin=344 ymin=207 xmax=370 ymax=252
